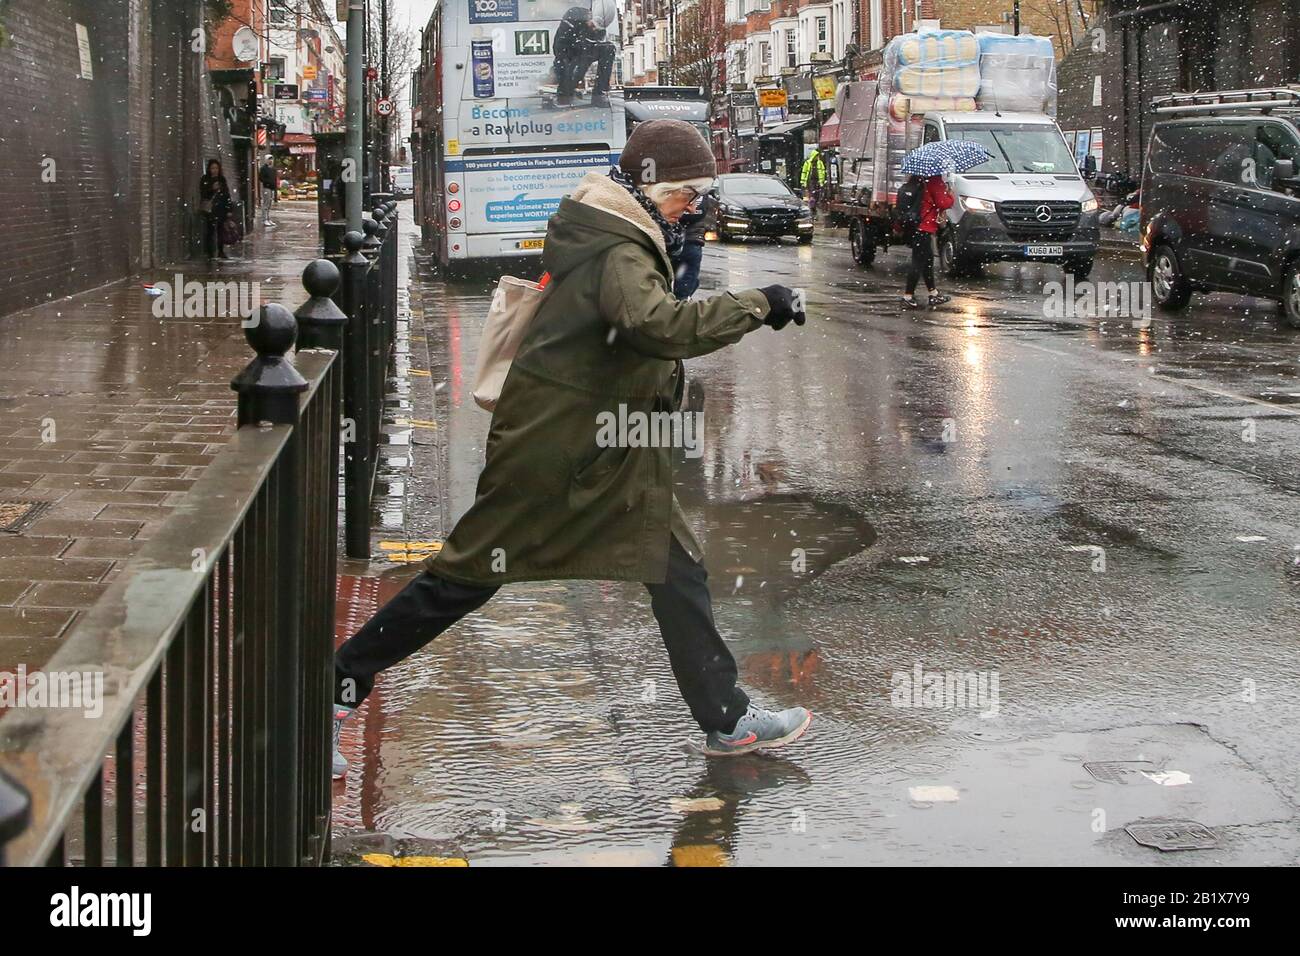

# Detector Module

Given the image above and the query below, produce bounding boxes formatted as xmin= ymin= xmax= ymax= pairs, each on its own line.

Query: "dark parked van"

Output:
xmin=1141 ymin=89 xmax=1300 ymax=327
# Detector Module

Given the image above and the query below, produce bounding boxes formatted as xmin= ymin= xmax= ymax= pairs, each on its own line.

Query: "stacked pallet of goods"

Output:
xmin=975 ymin=31 xmax=1057 ymax=114
xmin=862 ymin=29 xmax=1057 ymax=203
xmin=870 ymin=29 xmax=979 ymax=203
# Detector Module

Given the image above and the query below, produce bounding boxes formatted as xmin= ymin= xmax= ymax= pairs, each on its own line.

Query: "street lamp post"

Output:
xmin=380 ymin=0 xmax=389 ymax=193
xmin=345 ymin=0 xmax=364 ymax=233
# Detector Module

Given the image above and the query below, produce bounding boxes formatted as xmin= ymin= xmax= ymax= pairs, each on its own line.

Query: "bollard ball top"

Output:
xmin=362 ymin=217 xmax=378 ymax=237
xmin=245 ymin=302 xmax=296 ymax=357
xmin=343 ymin=230 xmax=365 ymax=252
xmin=303 ymin=258 xmax=341 ymax=297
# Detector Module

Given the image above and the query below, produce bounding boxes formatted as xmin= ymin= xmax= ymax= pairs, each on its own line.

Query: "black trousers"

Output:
xmin=203 ymin=211 xmax=226 ymax=258
xmin=905 ymin=228 xmax=936 ymax=295
xmin=555 ymin=40 xmax=616 ymax=98
xmin=334 ymin=537 xmax=750 ymax=734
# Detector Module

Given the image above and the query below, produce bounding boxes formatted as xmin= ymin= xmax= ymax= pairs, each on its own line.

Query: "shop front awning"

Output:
xmin=758 ymin=117 xmax=813 ymax=139
xmin=819 ymin=113 xmax=840 ymax=148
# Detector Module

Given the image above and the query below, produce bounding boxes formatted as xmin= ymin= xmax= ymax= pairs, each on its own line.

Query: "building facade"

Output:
xmin=264 ymin=0 xmax=346 ymax=182
xmin=1098 ymin=0 xmax=1300 ymax=179
xmin=0 ymin=0 xmax=232 ymax=317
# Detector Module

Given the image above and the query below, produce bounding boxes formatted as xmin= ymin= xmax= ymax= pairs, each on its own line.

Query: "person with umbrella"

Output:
xmin=897 ymin=140 xmax=991 ymax=309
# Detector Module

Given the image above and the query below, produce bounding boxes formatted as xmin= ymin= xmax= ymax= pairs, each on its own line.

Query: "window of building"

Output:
xmin=270 ymin=1 xmax=291 ymax=26
xmin=785 ymin=29 xmax=796 ymax=67
xmin=816 ymin=17 xmax=828 ymax=52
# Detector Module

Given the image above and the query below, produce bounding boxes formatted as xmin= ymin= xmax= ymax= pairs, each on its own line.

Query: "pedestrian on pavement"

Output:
xmin=673 ymin=189 xmax=715 ymax=299
xmin=331 ymin=119 xmax=811 ymax=777
xmin=200 ymin=158 xmax=233 ymax=261
xmin=900 ymin=172 xmax=953 ymax=309
xmin=801 ymin=147 xmax=827 ymax=215
xmin=259 ymin=155 xmax=278 ymax=227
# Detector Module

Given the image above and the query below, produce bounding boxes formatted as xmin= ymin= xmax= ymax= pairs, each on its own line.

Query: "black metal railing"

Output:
xmin=333 ymin=196 xmax=400 ymax=559
xmin=0 ymin=272 xmax=342 ymax=867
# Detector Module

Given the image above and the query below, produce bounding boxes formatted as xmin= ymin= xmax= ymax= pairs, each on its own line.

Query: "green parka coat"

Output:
xmin=425 ymin=172 xmax=772 ymax=585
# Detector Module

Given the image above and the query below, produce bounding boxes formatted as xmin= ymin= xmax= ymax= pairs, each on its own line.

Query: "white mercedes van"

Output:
xmin=926 ymin=111 xmax=1101 ymax=280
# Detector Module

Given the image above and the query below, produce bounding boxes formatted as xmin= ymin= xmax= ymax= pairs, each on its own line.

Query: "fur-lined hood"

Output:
xmin=540 ymin=172 xmax=672 ymax=281
xmin=569 ymin=172 xmax=667 ymax=256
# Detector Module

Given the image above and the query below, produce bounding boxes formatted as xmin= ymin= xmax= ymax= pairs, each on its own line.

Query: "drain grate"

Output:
xmin=1083 ymin=760 xmax=1159 ymax=785
xmin=0 ymin=500 xmax=52 ymax=534
xmin=1125 ymin=819 xmax=1218 ymax=852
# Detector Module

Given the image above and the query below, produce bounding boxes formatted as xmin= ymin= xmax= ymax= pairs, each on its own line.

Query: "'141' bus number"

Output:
xmin=515 ymin=30 xmax=550 ymax=56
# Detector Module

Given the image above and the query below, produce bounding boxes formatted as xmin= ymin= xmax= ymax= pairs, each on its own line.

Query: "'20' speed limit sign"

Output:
xmin=376 ymin=98 xmax=395 ymax=117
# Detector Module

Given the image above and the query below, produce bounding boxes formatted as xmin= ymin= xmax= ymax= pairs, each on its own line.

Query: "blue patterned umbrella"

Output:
xmin=900 ymin=140 xmax=993 ymax=177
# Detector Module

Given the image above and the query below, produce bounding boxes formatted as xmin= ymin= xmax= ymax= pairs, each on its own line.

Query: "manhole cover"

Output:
xmin=1083 ymin=760 xmax=1159 ymax=784
xmin=1125 ymin=819 xmax=1218 ymax=851
xmin=0 ymin=500 xmax=51 ymax=534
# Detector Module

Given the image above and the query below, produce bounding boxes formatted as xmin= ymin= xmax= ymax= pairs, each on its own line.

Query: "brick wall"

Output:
xmin=0 ymin=0 xmax=231 ymax=318
xmin=0 ymin=0 xmax=130 ymax=314
xmin=1056 ymin=36 xmax=1108 ymax=143
xmin=933 ymin=0 xmax=1091 ymax=57
xmin=1099 ymin=0 xmax=1300 ymax=180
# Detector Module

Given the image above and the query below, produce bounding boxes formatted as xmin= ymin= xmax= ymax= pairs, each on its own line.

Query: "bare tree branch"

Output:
xmin=670 ymin=0 xmax=728 ymax=102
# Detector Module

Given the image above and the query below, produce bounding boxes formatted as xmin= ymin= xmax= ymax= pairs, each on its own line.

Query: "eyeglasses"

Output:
xmin=679 ymin=183 xmax=716 ymax=203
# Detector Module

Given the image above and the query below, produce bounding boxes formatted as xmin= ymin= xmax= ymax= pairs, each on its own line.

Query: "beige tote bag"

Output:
xmin=471 ymin=274 xmax=549 ymax=411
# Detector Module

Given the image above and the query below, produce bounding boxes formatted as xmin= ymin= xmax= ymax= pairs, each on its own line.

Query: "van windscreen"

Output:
xmin=945 ymin=124 xmax=1076 ymax=174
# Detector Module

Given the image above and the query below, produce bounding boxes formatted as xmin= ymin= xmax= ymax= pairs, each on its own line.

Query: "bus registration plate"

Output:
xmin=518 ymin=239 xmax=544 ymax=250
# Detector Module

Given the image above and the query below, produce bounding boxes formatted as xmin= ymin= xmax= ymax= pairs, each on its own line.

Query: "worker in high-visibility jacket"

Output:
xmin=800 ymin=148 xmax=828 ymax=214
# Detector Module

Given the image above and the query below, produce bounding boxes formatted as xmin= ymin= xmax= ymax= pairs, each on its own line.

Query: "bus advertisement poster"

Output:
xmin=458 ymin=102 xmax=618 ymax=146
xmin=471 ymin=40 xmax=496 ymax=98
xmin=459 ymin=152 xmax=613 ymax=230
xmin=470 ymin=0 xmax=518 ymax=24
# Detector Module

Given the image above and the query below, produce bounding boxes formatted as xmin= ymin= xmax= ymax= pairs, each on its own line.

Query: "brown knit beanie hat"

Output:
xmin=619 ymin=119 xmax=717 ymax=186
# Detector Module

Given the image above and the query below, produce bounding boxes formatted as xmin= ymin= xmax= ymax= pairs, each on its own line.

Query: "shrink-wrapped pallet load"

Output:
xmin=887 ymin=94 xmax=977 ymax=122
xmin=975 ymin=32 xmax=1058 ymax=115
xmin=846 ymin=28 xmax=1057 ymax=206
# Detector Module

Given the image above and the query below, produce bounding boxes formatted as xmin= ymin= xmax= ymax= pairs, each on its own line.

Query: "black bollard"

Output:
xmin=295 ymin=259 xmax=348 ymax=352
xmin=361 ymin=217 xmax=382 ymax=259
xmin=340 ymin=231 xmax=372 ymax=560
xmin=229 ymin=302 xmax=308 ymax=866
xmin=230 ymin=303 xmax=308 ymax=427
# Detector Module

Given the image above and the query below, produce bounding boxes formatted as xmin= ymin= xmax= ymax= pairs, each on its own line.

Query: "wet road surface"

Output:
xmin=333 ymin=214 xmax=1300 ymax=866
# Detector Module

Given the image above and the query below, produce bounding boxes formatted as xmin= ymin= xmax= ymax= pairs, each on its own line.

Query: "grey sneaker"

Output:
xmin=702 ymin=705 xmax=812 ymax=757
xmin=332 ymin=705 xmax=353 ymax=779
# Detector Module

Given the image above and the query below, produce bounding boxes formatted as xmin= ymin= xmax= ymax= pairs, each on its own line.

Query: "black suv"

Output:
xmin=1142 ymin=91 xmax=1300 ymax=327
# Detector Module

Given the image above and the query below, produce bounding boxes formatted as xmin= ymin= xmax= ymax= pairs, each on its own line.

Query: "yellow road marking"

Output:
xmin=361 ymin=853 xmax=468 ymax=868
xmin=377 ymin=540 xmax=443 ymax=562
xmin=671 ymin=844 xmax=729 ymax=867
xmin=409 ymin=369 xmax=431 ymax=377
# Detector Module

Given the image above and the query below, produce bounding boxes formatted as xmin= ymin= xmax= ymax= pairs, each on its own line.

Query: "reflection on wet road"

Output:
xmin=332 ymin=222 xmax=1300 ymax=866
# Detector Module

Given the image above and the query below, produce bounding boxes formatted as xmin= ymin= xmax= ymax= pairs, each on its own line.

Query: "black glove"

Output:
xmin=758 ymin=285 xmax=806 ymax=331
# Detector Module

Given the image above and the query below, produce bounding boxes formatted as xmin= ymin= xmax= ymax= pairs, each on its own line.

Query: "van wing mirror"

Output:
xmin=1273 ymin=158 xmax=1297 ymax=188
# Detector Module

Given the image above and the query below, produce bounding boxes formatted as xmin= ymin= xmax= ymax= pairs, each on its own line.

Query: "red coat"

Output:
xmin=918 ymin=176 xmax=954 ymax=234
